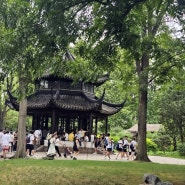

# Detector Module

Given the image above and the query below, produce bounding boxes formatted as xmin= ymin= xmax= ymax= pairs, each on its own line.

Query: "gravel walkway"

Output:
xmin=149 ymin=155 xmax=185 ymax=165
xmin=1 ymin=152 xmax=185 ymax=165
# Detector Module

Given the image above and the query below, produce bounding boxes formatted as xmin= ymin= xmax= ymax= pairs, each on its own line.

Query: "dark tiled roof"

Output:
xmin=100 ymin=100 xmax=126 ymax=115
xmin=53 ymin=94 xmax=100 ymax=110
xmin=100 ymin=104 xmax=122 ymax=115
xmin=7 ymin=89 xmax=125 ymax=115
xmin=26 ymin=91 xmax=101 ymax=111
xmin=27 ymin=94 xmax=52 ymax=108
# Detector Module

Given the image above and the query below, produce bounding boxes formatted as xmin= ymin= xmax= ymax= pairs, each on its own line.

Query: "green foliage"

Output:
xmin=153 ymin=134 xmax=171 ymax=153
xmin=177 ymin=143 xmax=185 ymax=156
xmin=146 ymin=138 xmax=158 ymax=152
xmin=4 ymin=110 xmax=18 ymax=130
xmin=146 ymin=131 xmax=159 ymax=140
xmin=159 ymin=79 xmax=185 ymax=146
xmin=110 ymin=128 xmax=132 ymax=143
xmin=147 ymin=88 xmax=161 ymax=124
xmin=147 ymin=150 xmax=185 ymax=159
xmin=5 ymin=109 xmax=32 ymax=131
xmin=108 ymin=110 xmax=133 ymax=130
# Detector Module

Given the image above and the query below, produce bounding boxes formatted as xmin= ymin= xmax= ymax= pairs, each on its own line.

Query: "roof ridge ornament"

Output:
xmin=53 ymin=90 xmax=60 ymax=100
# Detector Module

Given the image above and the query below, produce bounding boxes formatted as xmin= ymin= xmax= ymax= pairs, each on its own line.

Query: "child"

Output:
xmin=63 ymin=144 xmax=73 ymax=158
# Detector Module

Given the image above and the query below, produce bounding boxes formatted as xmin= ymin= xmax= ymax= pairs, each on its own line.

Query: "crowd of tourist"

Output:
xmin=90 ymin=133 xmax=137 ymax=160
xmin=44 ymin=129 xmax=138 ymax=160
xmin=0 ymin=127 xmax=137 ymax=161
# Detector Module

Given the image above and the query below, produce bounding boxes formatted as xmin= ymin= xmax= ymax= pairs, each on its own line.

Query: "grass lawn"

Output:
xmin=0 ymin=159 xmax=185 ymax=185
xmin=148 ymin=151 xmax=185 ymax=159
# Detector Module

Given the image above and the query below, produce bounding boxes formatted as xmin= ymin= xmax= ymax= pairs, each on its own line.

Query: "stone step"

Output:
xmin=36 ymin=145 xmax=98 ymax=154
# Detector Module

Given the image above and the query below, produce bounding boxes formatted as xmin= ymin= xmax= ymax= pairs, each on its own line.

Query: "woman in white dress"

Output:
xmin=47 ymin=132 xmax=57 ymax=158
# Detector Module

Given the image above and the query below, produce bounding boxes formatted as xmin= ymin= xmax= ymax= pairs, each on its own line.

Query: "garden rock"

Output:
xmin=143 ymin=174 xmax=161 ymax=185
xmin=143 ymin=174 xmax=173 ymax=185
xmin=42 ymin=153 xmax=56 ymax=160
xmin=42 ymin=156 xmax=54 ymax=160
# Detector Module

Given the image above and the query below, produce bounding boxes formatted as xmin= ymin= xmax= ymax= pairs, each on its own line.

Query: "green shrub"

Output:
xmin=177 ymin=143 xmax=185 ymax=156
xmin=146 ymin=138 xmax=158 ymax=152
xmin=110 ymin=128 xmax=131 ymax=143
xmin=111 ymin=135 xmax=120 ymax=143
xmin=153 ymin=134 xmax=171 ymax=153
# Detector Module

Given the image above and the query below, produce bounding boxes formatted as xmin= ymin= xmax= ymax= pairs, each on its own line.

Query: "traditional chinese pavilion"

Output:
xmin=6 ymin=51 xmax=125 ymax=136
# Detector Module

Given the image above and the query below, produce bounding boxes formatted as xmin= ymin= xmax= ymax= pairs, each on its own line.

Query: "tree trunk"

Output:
xmin=172 ymin=136 xmax=177 ymax=151
xmin=178 ymin=119 xmax=184 ymax=143
xmin=0 ymin=85 xmax=6 ymax=129
xmin=15 ymin=78 xmax=27 ymax=158
xmin=0 ymin=108 xmax=4 ymax=129
xmin=135 ymin=54 xmax=150 ymax=162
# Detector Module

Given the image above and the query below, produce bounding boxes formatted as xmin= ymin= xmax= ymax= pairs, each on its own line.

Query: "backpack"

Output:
xmin=116 ymin=143 xmax=119 ymax=150
xmin=130 ymin=143 xmax=134 ymax=150
xmin=104 ymin=138 xmax=108 ymax=146
xmin=26 ymin=136 xmax=30 ymax=143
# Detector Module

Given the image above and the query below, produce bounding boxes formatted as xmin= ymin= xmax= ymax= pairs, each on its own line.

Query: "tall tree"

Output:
xmin=68 ymin=0 xmax=185 ymax=161
xmin=159 ymin=70 xmax=185 ymax=150
xmin=1 ymin=0 xmax=184 ymax=160
xmin=0 ymin=0 xmax=61 ymax=158
xmin=35 ymin=0 xmax=184 ymax=161
xmin=0 ymin=73 xmax=7 ymax=129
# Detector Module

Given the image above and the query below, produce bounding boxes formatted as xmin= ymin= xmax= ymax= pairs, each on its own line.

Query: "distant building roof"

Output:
xmin=128 ymin=124 xmax=162 ymax=133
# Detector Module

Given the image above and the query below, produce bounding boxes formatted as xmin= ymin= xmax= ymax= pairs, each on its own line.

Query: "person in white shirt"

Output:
xmin=122 ymin=136 xmax=129 ymax=160
xmin=90 ymin=133 xmax=95 ymax=147
xmin=9 ymin=131 xmax=14 ymax=152
xmin=104 ymin=133 xmax=112 ymax=159
xmin=34 ymin=129 xmax=42 ymax=145
xmin=130 ymin=137 xmax=137 ymax=160
xmin=83 ymin=133 xmax=89 ymax=148
xmin=55 ymin=135 xmax=62 ymax=157
xmin=26 ymin=130 xmax=35 ymax=156
xmin=2 ymin=130 xmax=10 ymax=159
xmin=78 ymin=128 xmax=87 ymax=147
xmin=115 ymin=138 xmax=123 ymax=160
xmin=64 ymin=132 xmax=69 ymax=141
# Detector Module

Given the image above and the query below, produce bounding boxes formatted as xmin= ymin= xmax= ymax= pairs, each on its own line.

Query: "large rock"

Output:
xmin=143 ymin=174 xmax=173 ymax=185
xmin=143 ymin=174 xmax=161 ymax=185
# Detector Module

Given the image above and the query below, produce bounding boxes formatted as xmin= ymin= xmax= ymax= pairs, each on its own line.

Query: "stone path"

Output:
xmin=149 ymin=155 xmax=185 ymax=165
xmin=1 ymin=151 xmax=185 ymax=165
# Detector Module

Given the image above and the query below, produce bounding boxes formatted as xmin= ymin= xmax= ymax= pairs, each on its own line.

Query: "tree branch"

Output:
xmin=122 ymin=0 xmax=148 ymax=18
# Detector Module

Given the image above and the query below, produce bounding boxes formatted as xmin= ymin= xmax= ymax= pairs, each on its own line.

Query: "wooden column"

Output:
xmin=78 ymin=117 xmax=82 ymax=130
xmin=32 ymin=114 xmax=39 ymax=131
xmin=95 ymin=118 xmax=98 ymax=135
xmin=32 ymin=115 xmax=36 ymax=130
xmin=45 ymin=116 xmax=49 ymax=130
xmin=66 ymin=117 xmax=70 ymax=132
xmin=89 ymin=114 xmax=93 ymax=140
xmin=65 ymin=117 xmax=70 ymax=133
xmin=51 ymin=109 xmax=57 ymax=133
